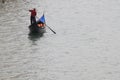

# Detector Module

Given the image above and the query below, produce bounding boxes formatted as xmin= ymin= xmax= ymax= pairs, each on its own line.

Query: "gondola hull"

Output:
xmin=29 ymin=22 xmax=46 ymax=35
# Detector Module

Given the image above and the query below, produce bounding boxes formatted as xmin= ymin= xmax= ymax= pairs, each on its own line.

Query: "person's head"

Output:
xmin=33 ymin=8 xmax=36 ymax=11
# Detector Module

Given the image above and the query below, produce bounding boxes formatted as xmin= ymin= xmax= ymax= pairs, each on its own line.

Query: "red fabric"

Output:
xmin=29 ymin=9 xmax=37 ymax=17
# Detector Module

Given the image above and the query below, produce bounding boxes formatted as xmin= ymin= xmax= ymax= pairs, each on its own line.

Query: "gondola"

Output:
xmin=29 ymin=21 xmax=46 ymax=34
xmin=28 ymin=14 xmax=46 ymax=36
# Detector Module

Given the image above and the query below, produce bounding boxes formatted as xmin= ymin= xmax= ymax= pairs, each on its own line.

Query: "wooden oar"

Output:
xmin=46 ymin=25 xmax=56 ymax=34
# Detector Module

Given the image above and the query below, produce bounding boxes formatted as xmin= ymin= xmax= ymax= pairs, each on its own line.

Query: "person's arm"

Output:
xmin=29 ymin=10 xmax=32 ymax=12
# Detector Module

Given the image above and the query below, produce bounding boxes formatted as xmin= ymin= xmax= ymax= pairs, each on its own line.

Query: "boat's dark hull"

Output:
xmin=29 ymin=23 xmax=46 ymax=35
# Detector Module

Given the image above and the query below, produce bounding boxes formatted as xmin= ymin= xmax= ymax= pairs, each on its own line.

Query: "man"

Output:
xmin=29 ymin=8 xmax=37 ymax=24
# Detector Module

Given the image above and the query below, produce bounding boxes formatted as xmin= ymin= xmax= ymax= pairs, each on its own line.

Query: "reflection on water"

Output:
xmin=28 ymin=32 xmax=44 ymax=45
xmin=28 ymin=32 xmax=43 ymax=41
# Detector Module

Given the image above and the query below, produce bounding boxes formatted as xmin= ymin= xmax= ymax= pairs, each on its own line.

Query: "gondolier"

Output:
xmin=29 ymin=8 xmax=37 ymax=24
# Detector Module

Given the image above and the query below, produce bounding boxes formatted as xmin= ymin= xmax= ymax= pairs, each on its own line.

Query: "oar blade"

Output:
xmin=46 ymin=25 xmax=56 ymax=34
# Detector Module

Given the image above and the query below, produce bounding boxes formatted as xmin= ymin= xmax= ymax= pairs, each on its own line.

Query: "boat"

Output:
xmin=28 ymin=14 xmax=46 ymax=35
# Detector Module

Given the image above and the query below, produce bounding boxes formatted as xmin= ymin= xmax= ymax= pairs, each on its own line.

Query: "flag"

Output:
xmin=39 ymin=14 xmax=45 ymax=23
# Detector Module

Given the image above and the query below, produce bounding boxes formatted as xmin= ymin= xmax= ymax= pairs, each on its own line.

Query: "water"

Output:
xmin=0 ymin=0 xmax=120 ymax=80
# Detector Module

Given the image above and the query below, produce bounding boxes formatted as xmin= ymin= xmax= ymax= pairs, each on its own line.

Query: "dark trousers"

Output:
xmin=30 ymin=16 xmax=36 ymax=24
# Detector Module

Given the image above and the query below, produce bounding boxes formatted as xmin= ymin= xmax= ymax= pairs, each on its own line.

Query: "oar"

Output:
xmin=46 ymin=25 xmax=56 ymax=34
